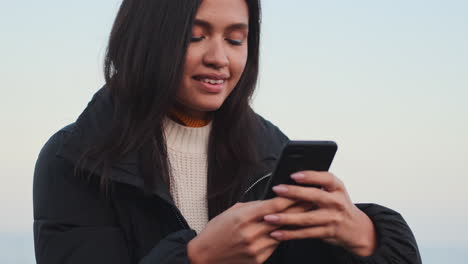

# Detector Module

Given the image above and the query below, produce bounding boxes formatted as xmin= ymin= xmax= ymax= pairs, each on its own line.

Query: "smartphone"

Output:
xmin=262 ymin=140 xmax=338 ymax=200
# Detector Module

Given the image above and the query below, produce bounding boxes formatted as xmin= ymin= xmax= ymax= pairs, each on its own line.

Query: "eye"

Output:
xmin=226 ymin=39 xmax=243 ymax=46
xmin=191 ymin=36 xmax=205 ymax=42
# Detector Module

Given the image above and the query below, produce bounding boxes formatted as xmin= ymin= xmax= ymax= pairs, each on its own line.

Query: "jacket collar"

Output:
xmin=56 ymin=87 xmax=175 ymax=204
xmin=56 ymin=87 xmax=285 ymax=205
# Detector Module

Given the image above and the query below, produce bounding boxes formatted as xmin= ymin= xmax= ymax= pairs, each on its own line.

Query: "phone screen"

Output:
xmin=262 ymin=141 xmax=338 ymax=200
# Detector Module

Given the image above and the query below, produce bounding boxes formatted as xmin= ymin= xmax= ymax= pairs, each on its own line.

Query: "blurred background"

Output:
xmin=1 ymin=0 xmax=467 ymax=263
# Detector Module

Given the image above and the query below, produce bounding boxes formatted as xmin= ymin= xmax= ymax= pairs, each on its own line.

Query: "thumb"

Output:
xmin=231 ymin=200 xmax=263 ymax=209
xmin=231 ymin=202 xmax=245 ymax=209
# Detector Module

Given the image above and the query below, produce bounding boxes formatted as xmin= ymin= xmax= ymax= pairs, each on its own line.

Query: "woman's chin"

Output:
xmin=199 ymin=104 xmax=222 ymax=114
xmin=195 ymin=99 xmax=226 ymax=113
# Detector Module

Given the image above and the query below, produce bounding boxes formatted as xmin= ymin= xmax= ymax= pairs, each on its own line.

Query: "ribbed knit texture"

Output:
xmin=163 ymin=117 xmax=211 ymax=234
xmin=169 ymin=108 xmax=212 ymax=128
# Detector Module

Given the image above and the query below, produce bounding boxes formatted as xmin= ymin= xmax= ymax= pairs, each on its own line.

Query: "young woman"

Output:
xmin=33 ymin=0 xmax=421 ymax=263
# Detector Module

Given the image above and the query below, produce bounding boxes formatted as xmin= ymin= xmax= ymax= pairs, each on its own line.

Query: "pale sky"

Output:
xmin=1 ymin=0 xmax=467 ymax=260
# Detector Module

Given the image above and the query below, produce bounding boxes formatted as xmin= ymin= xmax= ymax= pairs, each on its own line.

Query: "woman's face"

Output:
xmin=176 ymin=0 xmax=249 ymax=118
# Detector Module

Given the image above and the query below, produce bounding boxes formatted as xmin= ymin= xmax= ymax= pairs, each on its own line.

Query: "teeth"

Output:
xmin=202 ymin=78 xmax=224 ymax=84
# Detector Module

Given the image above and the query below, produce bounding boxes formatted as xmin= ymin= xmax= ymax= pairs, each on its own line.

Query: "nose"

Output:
xmin=203 ymin=39 xmax=229 ymax=69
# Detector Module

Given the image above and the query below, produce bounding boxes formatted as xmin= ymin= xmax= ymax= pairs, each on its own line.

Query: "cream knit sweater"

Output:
xmin=163 ymin=118 xmax=211 ymax=234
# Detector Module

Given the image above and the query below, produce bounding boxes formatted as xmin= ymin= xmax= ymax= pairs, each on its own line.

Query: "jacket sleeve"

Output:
xmin=332 ymin=203 xmax=423 ymax=264
xmin=33 ymin=131 xmax=196 ymax=264
xmin=269 ymin=203 xmax=422 ymax=264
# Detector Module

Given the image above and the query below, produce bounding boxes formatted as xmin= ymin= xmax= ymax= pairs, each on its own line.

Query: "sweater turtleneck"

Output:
xmin=168 ymin=108 xmax=213 ymax=128
xmin=163 ymin=117 xmax=212 ymax=234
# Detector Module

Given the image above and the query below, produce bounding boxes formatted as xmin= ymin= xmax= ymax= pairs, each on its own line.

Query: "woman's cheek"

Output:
xmin=233 ymin=49 xmax=248 ymax=79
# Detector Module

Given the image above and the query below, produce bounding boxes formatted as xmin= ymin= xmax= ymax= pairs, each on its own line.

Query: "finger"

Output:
xmin=281 ymin=202 xmax=315 ymax=214
xmin=228 ymin=200 xmax=263 ymax=215
xmin=256 ymin=248 xmax=278 ymax=264
xmin=231 ymin=202 xmax=245 ymax=209
xmin=255 ymin=240 xmax=280 ymax=263
xmin=240 ymin=197 xmax=298 ymax=221
xmin=238 ymin=223 xmax=281 ymax=248
xmin=243 ymin=202 xmax=315 ymax=235
xmin=270 ymin=225 xmax=335 ymax=241
xmin=272 ymin=184 xmax=341 ymax=208
xmin=263 ymin=209 xmax=334 ymax=227
xmin=250 ymin=236 xmax=279 ymax=253
xmin=245 ymin=218 xmax=284 ymax=237
xmin=291 ymin=171 xmax=344 ymax=191
xmin=231 ymin=200 xmax=262 ymax=209
xmin=246 ymin=204 xmax=318 ymax=238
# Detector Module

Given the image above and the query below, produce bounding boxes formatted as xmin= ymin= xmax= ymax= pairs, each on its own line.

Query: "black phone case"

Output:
xmin=262 ymin=140 xmax=338 ymax=200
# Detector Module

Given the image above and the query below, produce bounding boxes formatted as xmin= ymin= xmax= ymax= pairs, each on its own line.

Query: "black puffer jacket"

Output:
xmin=33 ymin=88 xmax=422 ymax=263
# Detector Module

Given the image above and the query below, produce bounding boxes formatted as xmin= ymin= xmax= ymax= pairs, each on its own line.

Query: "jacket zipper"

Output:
xmin=239 ymin=173 xmax=272 ymax=201
xmin=169 ymin=204 xmax=190 ymax=229
xmin=154 ymin=195 xmax=190 ymax=230
xmin=165 ymin=173 xmax=273 ymax=229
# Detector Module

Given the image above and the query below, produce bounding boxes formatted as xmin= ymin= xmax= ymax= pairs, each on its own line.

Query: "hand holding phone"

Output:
xmin=262 ymin=140 xmax=337 ymax=200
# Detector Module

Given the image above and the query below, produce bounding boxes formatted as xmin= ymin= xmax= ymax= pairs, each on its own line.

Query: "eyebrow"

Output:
xmin=193 ymin=19 xmax=248 ymax=32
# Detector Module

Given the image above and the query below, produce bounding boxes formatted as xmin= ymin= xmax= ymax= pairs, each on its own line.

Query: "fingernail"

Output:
xmin=264 ymin=215 xmax=280 ymax=222
xmin=291 ymin=173 xmax=305 ymax=180
xmin=270 ymin=231 xmax=283 ymax=238
xmin=273 ymin=185 xmax=288 ymax=193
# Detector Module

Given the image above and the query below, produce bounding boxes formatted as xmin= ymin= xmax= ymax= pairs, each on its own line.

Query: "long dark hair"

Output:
xmin=80 ymin=0 xmax=262 ymax=219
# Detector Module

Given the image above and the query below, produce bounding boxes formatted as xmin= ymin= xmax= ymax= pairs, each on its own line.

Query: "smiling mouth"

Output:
xmin=192 ymin=75 xmax=228 ymax=93
xmin=193 ymin=76 xmax=227 ymax=85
